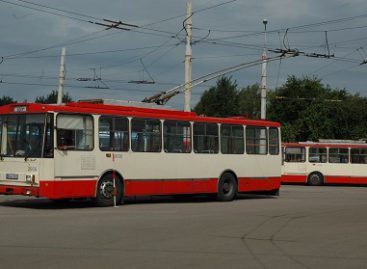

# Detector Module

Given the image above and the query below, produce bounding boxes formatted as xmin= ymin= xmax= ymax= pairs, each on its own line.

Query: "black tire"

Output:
xmin=95 ymin=174 xmax=123 ymax=207
xmin=217 ymin=172 xmax=237 ymax=201
xmin=308 ymin=172 xmax=324 ymax=186
xmin=268 ymin=189 xmax=280 ymax=196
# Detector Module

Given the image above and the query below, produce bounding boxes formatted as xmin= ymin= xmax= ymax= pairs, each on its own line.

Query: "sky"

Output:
xmin=1 ymin=0 xmax=367 ymax=110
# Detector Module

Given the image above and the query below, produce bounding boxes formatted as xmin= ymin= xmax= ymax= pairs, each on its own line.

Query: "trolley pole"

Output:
xmin=260 ymin=19 xmax=268 ymax=119
xmin=57 ymin=47 xmax=66 ymax=105
xmin=184 ymin=2 xmax=193 ymax=112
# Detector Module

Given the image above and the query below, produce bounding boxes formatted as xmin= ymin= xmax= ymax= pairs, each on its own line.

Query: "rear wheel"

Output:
xmin=217 ymin=172 xmax=237 ymax=201
xmin=95 ymin=174 xmax=123 ymax=207
xmin=308 ymin=172 xmax=324 ymax=186
xmin=268 ymin=189 xmax=280 ymax=196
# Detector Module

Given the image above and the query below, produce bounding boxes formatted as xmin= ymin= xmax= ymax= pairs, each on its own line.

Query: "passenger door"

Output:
xmin=54 ymin=113 xmax=97 ymax=178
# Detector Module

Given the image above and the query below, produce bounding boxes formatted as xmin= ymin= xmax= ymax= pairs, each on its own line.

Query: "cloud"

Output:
xmin=0 ymin=0 xmax=367 ymax=109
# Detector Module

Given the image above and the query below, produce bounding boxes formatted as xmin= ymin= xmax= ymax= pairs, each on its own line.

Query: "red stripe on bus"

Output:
xmin=281 ymin=174 xmax=367 ymax=185
xmin=238 ymin=177 xmax=281 ymax=191
xmin=0 ymin=176 xmax=281 ymax=199
xmin=283 ymin=142 xmax=367 ymax=149
xmin=124 ymin=179 xmax=218 ymax=196
xmin=0 ymin=185 xmax=40 ymax=197
xmin=124 ymin=177 xmax=280 ymax=196
xmin=39 ymin=180 xmax=97 ymax=199
xmin=281 ymin=175 xmax=308 ymax=183
xmin=325 ymin=176 xmax=367 ymax=185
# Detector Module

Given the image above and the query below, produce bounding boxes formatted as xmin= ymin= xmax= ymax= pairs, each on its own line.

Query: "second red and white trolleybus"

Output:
xmin=282 ymin=141 xmax=367 ymax=186
xmin=0 ymin=100 xmax=281 ymax=206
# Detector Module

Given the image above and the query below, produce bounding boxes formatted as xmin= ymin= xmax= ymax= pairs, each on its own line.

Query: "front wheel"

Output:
xmin=308 ymin=172 xmax=324 ymax=186
xmin=217 ymin=173 xmax=237 ymax=201
xmin=95 ymin=174 xmax=123 ymax=207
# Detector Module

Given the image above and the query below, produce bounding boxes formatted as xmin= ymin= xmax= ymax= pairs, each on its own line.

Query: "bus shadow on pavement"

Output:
xmin=0 ymin=193 xmax=277 ymax=209
xmin=124 ymin=193 xmax=276 ymax=205
xmin=0 ymin=197 xmax=96 ymax=209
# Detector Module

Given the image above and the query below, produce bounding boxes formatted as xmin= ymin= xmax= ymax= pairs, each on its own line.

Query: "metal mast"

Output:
xmin=184 ymin=2 xmax=193 ymax=112
xmin=260 ymin=19 xmax=268 ymax=119
xmin=57 ymin=47 xmax=66 ymax=105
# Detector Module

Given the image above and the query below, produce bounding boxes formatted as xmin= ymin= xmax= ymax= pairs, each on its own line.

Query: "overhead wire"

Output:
xmin=283 ymin=12 xmax=367 ymax=31
xmin=193 ymin=0 xmax=237 ymax=14
xmin=7 ymin=0 xmax=364 ymax=64
xmin=4 ymin=44 xmax=179 ymax=59
xmin=0 ymin=0 xmax=93 ymax=23
xmin=2 ymin=0 xmax=367 ymax=99
xmin=3 ymin=0 xmax=367 ymax=52
xmin=0 ymin=77 xmax=208 ymax=92
xmin=3 ymin=29 xmax=109 ymax=59
xmin=321 ymin=63 xmax=362 ymax=78
xmin=14 ymin=0 xmax=100 ymax=20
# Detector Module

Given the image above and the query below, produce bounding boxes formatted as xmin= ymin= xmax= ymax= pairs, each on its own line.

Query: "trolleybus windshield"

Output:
xmin=0 ymin=113 xmax=53 ymax=158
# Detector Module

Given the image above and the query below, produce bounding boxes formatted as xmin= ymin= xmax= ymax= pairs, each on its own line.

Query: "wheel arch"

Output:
xmin=218 ymin=170 xmax=238 ymax=189
xmin=308 ymin=170 xmax=324 ymax=178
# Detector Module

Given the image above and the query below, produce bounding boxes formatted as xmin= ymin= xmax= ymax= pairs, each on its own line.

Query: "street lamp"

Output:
xmin=260 ymin=19 xmax=268 ymax=120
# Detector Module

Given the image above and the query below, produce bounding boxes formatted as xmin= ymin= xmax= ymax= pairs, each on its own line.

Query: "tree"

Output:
xmin=238 ymin=84 xmax=261 ymax=118
xmin=35 ymin=90 xmax=73 ymax=104
xmin=0 ymin=96 xmax=16 ymax=106
xmin=193 ymin=75 xmax=367 ymax=142
xmin=194 ymin=76 xmax=239 ymax=117
xmin=268 ymin=76 xmax=367 ymax=142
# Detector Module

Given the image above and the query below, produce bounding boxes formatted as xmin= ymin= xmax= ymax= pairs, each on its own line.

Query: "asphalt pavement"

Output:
xmin=0 ymin=185 xmax=367 ymax=269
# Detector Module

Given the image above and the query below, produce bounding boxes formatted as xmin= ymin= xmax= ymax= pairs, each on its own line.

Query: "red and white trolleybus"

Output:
xmin=0 ymin=100 xmax=281 ymax=206
xmin=282 ymin=141 xmax=367 ymax=186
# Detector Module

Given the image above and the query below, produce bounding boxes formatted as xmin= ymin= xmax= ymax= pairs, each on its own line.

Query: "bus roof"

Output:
xmin=0 ymin=102 xmax=280 ymax=127
xmin=283 ymin=141 xmax=367 ymax=149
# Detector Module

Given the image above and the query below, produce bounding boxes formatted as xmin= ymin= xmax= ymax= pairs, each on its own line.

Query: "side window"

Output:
xmin=309 ymin=147 xmax=327 ymax=163
xmin=246 ymin=126 xmax=267 ymax=155
xmin=284 ymin=147 xmax=306 ymax=162
xmin=164 ymin=120 xmax=191 ymax=153
xmin=329 ymin=148 xmax=349 ymax=163
xmin=57 ymin=114 xmax=94 ymax=151
xmin=99 ymin=116 xmax=129 ymax=152
xmin=193 ymin=122 xmax=218 ymax=154
xmin=131 ymin=118 xmax=161 ymax=152
xmin=221 ymin=124 xmax=244 ymax=154
xmin=269 ymin=128 xmax=279 ymax=155
xmin=351 ymin=148 xmax=367 ymax=164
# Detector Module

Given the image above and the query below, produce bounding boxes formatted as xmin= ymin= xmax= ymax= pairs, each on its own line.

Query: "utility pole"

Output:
xmin=57 ymin=47 xmax=66 ymax=105
xmin=260 ymin=19 xmax=268 ymax=119
xmin=184 ymin=2 xmax=193 ymax=112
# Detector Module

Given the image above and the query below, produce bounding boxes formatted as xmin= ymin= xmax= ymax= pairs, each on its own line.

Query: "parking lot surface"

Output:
xmin=1 ymin=185 xmax=367 ymax=269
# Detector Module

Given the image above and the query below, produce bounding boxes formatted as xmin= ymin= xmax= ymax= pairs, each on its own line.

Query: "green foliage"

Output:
xmin=195 ymin=75 xmax=367 ymax=142
xmin=35 ymin=90 xmax=73 ymax=104
xmin=238 ymin=84 xmax=260 ymax=118
xmin=194 ymin=76 xmax=239 ymax=117
xmin=268 ymin=76 xmax=367 ymax=142
xmin=0 ymin=96 xmax=16 ymax=106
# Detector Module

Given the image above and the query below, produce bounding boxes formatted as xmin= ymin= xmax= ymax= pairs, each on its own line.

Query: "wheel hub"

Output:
xmin=100 ymin=181 xmax=114 ymax=199
xmin=223 ymin=181 xmax=231 ymax=193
